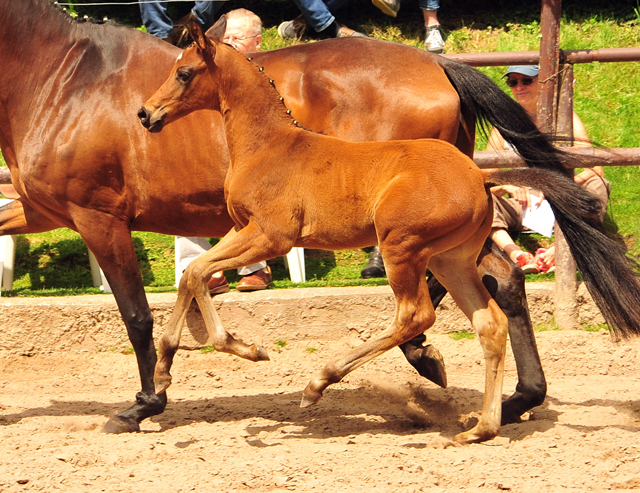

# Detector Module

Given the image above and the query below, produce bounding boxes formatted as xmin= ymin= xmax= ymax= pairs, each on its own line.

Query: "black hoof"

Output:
xmin=400 ymin=335 xmax=447 ymax=388
xmin=101 ymin=415 xmax=141 ymax=434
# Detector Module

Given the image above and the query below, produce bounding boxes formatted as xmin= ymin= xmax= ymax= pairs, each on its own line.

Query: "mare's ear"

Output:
xmin=205 ymin=14 xmax=227 ymax=42
xmin=188 ymin=18 xmax=215 ymax=57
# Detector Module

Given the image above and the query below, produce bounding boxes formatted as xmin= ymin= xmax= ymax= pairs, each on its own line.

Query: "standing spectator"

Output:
xmin=371 ymin=0 xmax=445 ymax=53
xmin=277 ymin=0 xmax=367 ymax=40
xmin=140 ymin=1 xmax=222 ymax=47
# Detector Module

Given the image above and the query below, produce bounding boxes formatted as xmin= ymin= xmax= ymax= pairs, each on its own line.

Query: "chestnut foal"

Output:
xmin=140 ymin=21 xmax=640 ymax=443
xmin=141 ymin=24 xmax=513 ymax=444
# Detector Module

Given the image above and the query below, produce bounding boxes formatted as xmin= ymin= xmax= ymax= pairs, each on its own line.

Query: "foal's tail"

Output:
xmin=438 ymin=57 xmax=573 ymax=176
xmin=488 ymin=167 xmax=640 ymax=339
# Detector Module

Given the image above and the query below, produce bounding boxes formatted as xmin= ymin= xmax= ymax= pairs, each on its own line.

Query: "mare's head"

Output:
xmin=138 ymin=17 xmax=225 ymax=133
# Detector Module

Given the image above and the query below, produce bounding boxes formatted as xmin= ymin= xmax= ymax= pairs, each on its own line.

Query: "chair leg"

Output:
xmin=88 ymin=248 xmax=112 ymax=293
xmin=0 ymin=234 xmax=16 ymax=294
xmin=285 ymin=247 xmax=305 ymax=283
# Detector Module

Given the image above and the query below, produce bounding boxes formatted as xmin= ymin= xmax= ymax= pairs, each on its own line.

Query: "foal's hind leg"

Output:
xmin=155 ymin=223 xmax=285 ymax=393
xmin=302 ymin=251 xmax=436 ymax=407
xmin=429 ymin=249 xmax=509 ymax=443
xmin=400 ymin=239 xmax=547 ymax=423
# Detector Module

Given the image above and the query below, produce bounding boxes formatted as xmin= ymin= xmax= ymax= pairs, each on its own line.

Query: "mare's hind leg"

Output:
xmin=302 ymin=249 xmax=436 ymax=407
xmin=400 ymin=239 xmax=547 ymax=424
xmin=477 ymin=240 xmax=547 ymax=424
xmin=429 ymin=249 xmax=509 ymax=443
xmin=155 ymin=222 xmax=286 ymax=393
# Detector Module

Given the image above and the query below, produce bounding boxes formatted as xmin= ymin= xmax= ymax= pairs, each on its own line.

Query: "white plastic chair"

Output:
xmin=174 ymin=236 xmax=305 ymax=286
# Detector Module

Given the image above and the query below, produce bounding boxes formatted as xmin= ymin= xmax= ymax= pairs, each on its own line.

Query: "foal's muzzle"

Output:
xmin=138 ymin=106 xmax=165 ymax=133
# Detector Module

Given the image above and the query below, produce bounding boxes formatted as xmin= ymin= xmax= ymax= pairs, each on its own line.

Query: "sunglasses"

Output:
xmin=506 ymin=77 xmax=535 ymax=88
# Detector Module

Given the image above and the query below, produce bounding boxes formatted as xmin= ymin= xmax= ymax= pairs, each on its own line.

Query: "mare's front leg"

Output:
xmin=72 ymin=212 xmax=167 ymax=433
xmin=477 ymin=240 xmax=547 ymax=424
xmin=155 ymin=224 xmax=280 ymax=394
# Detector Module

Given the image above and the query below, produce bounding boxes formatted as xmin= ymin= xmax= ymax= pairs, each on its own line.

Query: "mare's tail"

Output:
xmin=488 ymin=167 xmax=640 ymax=339
xmin=439 ymin=57 xmax=573 ymax=176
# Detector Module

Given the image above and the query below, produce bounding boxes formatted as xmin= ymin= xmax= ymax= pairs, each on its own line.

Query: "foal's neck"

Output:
xmin=215 ymin=46 xmax=303 ymax=163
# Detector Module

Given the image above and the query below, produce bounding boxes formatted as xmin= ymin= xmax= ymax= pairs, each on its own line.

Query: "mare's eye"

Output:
xmin=177 ymin=70 xmax=191 ymax=83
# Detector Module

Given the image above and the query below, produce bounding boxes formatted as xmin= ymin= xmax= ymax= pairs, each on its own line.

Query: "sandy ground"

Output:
xmin=1 ymin=328 xmax=640 ymax=492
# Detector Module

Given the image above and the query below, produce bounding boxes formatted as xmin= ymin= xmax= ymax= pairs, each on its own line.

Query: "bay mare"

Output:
xmin=140 ymin=20 xmax=640 ymax=443
xmin=1 ymin=0 xmax=630 ymax=433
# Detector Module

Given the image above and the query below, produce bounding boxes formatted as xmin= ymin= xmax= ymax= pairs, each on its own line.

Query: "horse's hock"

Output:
xmin=0 ymin=283 xmax=603 ymax=355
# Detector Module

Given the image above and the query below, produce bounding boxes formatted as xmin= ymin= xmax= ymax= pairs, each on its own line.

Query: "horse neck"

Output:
xmin=0 ymin=0 xmax=147 ymax=157
xmin=215 ymin=47 xmax=302 ymax=165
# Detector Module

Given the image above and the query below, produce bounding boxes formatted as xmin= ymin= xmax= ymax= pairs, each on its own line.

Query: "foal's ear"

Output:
xmin=188 ymin=18 xmax=214 ymax=55
xmin=205 ymin=14 xmax=227 ymax=42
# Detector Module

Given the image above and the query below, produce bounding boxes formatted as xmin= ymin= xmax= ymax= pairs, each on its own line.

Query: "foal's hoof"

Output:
xmin=256 ymin=345 xmax=270 ymax=361
xmin=154 ymin=377 xmax=172 ymax=395
xmin=300 ymin=394 xmax=321 ymax=408
xmin=101 ymin=416 xmax=140 ymax=434
xmin=422 ymin=344 xmax=447 ymax=388
xmin=300 ymin=382 xmax=323 ymax=408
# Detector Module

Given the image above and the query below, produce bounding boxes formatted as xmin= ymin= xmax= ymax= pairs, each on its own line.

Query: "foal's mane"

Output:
xmin=236 ymin=50 xmax=310 ymax=132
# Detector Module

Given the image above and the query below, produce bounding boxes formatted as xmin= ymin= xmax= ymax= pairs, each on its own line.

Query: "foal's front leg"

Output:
xmin=154 ymin=225 xmax=280 ymax=394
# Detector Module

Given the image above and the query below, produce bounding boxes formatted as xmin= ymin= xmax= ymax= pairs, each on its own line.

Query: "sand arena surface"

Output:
xmin=1 ymin=328 xmax=639 ymax=492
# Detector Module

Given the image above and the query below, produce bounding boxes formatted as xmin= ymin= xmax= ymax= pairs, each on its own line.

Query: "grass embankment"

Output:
xmin=1 ymin=2 xmax=638 ymax=295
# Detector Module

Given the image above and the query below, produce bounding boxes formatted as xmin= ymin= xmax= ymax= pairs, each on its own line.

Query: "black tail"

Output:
xmin=439 ymin=57 xmax=575 ymax=175
xmin=441 ymin=58 xmax=640 ymax=338
xmin=489 ymin=167 xmax=640 ymax=339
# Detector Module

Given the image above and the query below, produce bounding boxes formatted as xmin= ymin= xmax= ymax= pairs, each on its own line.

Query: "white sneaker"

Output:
xmin=425 ymin=24 xmax=445 ymax=54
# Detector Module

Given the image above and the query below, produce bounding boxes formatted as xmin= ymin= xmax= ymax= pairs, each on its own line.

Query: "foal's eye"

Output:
xmin=176 ymin=71 xmax=191 ymax=83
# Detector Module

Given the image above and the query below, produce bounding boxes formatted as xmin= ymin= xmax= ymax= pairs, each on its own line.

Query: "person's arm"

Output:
xmin=483 ymin=127 xmax=507 ymax=174
xmin=571 ymin=112 xmax=604 ymax=184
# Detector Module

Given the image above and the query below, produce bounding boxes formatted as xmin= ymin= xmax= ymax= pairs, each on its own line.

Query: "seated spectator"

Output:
xmin=278 ymin=0 xmax=367 ymax=40
xmin=223 ymin=8 xmax=263 ymax=52
xmin=178 ymin=9 xmax=273 ymax=294
xmin=487 ymin=65 xmax=610 ymax=274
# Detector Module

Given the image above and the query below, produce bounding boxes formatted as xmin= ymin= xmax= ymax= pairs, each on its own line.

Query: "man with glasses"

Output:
xmin=177 ymin=9 xmax=273 ymax=294
xmin=222 ymin=8 xmax=263 ymax=52
xmin=486 ymin=65 xmax=610 ymax=274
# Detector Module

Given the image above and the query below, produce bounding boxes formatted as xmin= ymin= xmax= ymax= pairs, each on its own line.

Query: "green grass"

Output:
xmin=2 ymin=4 xmax=639 ymax=295
xmin=449 ymin=330 xmax=476 ymax=341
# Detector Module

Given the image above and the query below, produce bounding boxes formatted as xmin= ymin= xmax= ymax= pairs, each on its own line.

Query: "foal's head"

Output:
xmin=139 ymin=18 xmax=225 ymax=133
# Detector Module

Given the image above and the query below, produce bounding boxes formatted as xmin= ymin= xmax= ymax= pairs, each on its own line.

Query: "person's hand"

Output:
xmin=503 ymin=185 xmax=544 ymax=210
xmin=535 ymin=245 xmax=555 ymax=272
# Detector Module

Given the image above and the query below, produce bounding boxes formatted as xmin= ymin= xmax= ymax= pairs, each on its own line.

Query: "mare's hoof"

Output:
xmin=101 ymin=416 xmax=140 ymax=434
xmin=256 ymin=346 xmax=270 ymax=361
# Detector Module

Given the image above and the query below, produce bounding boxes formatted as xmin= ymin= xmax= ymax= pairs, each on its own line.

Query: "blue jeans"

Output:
xmin=140 ymin=2 xmax=218 ymax=39
xmin=418 ymin=0 xmax=439 ymax=10
xmin=292 ymin=0 xmax=347 ymax=32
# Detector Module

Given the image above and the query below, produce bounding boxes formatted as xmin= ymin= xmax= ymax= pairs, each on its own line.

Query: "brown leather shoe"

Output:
xmin=207 ymin=271 xmax=230 ymax=295
xmin=236 ymin=266 xmax=273 ymax=292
